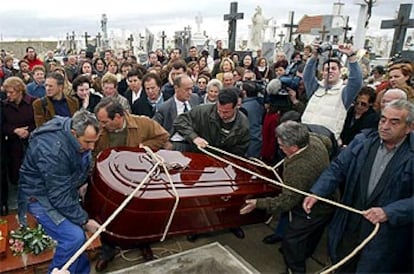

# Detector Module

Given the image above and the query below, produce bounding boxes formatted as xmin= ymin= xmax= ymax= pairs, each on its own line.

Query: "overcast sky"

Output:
xmin=0 ymin=0 xmax=412 ymax=42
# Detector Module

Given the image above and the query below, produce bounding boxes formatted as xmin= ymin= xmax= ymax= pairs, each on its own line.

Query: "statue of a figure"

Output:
xmin=250 ymin=6 xmax=272 ymax=49
xmin=294 ymin=34 xmax=304 ymax=52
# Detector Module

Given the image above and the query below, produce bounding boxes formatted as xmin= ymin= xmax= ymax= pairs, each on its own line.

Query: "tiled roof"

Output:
xmin=297 ymin=15 xmax=324 ymax=34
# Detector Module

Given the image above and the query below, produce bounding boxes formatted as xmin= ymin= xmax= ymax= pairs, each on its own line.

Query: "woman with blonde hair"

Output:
xmin=215 ymin=57 xmax=235 ymax=83
xmin=2 ymin=77 xmax=36 ymax=214
xmin=374 ymin=62 xmax=414 ymax=110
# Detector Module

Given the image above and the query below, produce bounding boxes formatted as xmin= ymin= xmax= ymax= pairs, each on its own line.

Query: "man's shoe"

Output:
xmin=230 ymin=227 xmax=245 ymax=239
xmin=95 ymin=258 xmax=109 ymax=272
xmin=262 ymin=234 xmax=283 ymax=244
xmin=186 ymin=234 xmax=198 ymax=242
xmin=141 ymin=244 xmax=154 ymax=261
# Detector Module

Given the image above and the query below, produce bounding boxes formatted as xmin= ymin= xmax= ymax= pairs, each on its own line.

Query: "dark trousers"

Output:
xmin=282 ymin=209 xmax=333 ymax=274
xmin=335 ymin=230 xmax=360 ymax=273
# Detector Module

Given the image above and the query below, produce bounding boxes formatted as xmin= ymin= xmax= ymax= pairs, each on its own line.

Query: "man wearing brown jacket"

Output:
xmin=32 ymin=72 xmax=78 ymax=127
xmin=92 ymin=97 xmax=170 ymax=271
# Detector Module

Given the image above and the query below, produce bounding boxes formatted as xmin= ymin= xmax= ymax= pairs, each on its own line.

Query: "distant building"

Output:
xmin=296 ymin=15 xmax=349 ymax=45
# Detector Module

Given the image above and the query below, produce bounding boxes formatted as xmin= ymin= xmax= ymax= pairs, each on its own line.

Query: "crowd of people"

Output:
xmin=0 ymin=39 xmax=413 ymax=273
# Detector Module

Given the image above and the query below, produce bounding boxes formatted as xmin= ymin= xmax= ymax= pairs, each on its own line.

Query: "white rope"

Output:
xmin=142 ymin=146 xmax=180 ymax=242
xmin=61 ymin=146 xmax=182 ymax=271
xmin=198 ymin=145 xmax=380 ymax=273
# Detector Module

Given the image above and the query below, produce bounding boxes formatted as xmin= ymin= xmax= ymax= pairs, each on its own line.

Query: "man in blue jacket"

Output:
xmin=18 ymin=110 xmax=101 ymax=274
xmin=303 ymin=99 xmax=414 ymax=273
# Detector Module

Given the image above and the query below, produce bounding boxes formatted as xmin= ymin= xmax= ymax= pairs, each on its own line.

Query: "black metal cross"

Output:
xmin=283 ymin=11 xmax=298 ymax=42
xmin=83 ymin=32 xmax=91 ymax=47
xmin=343 ymin=17 xmax=352 ymax=43
xmin=381 ymin=3 xmax=414 ymax=56
xmin=224 ymin=2 xmax=244 ymax=52
xmin=160 ymin=31 xmax=167 ymax=50
xmin=127 ymin=34 xmax=134 ymax=53
xmin=96 ymin=32 xmax=102 ymax=47
xmin=318 ymin=25 xmax=330 ymax=41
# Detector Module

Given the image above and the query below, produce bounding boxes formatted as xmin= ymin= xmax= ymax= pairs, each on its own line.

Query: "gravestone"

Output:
xmin=262 ymin=42 xmax=275 ymax=63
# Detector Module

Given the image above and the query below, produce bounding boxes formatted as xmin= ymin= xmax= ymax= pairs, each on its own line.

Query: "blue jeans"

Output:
xmin=28 ymin=202 xmax=90 ymax=274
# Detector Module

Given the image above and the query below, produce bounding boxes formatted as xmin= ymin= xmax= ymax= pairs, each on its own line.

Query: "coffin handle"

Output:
xmin=220 ymin=195 xmax=231 ymax=202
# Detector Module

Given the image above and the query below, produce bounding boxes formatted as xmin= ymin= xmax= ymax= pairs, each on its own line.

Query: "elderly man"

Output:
xmin=380 ymin=88 xmax=407 ymax=110
xmin=301 ymin=44 xmax=363 ymax=140
xmin=93 ymin=97 xmax=170 ymax=271
xmin=153 ymin=74 xmax=200 ymax=151
xmin=304 ymin=99 xmax=414 ymax=273
xmin=241 ymin=121 xmax=336 ymax=273
xmin=18 ymin=110 xmax=101 ymax=274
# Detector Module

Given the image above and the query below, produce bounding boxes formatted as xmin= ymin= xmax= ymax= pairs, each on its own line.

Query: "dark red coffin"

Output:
xmin=85 ymin=147 xmax=280 ymax=248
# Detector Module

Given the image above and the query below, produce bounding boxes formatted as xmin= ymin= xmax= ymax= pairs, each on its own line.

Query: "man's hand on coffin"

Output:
xmin=84 ymin=219 xmax=101 ymax=233
xmin=240 ymin=199 xmax=257 ymax=214
xmin=193 ymin=137 xmax=209 ymax=148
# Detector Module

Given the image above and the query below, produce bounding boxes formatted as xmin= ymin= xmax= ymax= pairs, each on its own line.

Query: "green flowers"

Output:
xmin=9 ymin=224 xmax=55 ymax=256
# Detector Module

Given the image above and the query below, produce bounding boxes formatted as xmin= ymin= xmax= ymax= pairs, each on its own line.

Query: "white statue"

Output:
xmin=250 ymin=6 xmax=272 ymax=49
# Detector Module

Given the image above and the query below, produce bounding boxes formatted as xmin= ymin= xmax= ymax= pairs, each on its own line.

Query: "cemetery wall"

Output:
xmin=0 ymin=41 xmax=58 ymax=59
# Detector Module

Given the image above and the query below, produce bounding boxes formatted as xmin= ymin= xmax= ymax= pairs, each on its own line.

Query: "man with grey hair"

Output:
xmin=18 ymin=110 xmax=101 ymax=274
xmin=240 ymin=121 xmax=336 ymax=273
xmin=304 ymin=99 xmax=414 ymax=273
xmin=380 ymin=88 xmax=407 ymax=110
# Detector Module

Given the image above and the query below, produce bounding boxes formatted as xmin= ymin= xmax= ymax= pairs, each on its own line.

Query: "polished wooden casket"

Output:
xmin=85 ymin=147 xmax=280 ymax=248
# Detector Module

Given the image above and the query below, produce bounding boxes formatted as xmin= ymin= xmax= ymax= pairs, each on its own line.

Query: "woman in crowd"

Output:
xmin=94 ymin=57 xmax=107 ymax=78
xmin=188 ymin=61 xmax=200 ymax=83
xmin=255 ymin=57 xmax=270 ymax=81
xmin=196 ymin=74 xmax=209 ymax=97
xmin=72 ymin=75 xmax=102 ymax=113
xmin=215 ymin=57 xmax=235 ymax=83
xmin=107 ymin=58 xmax=121 ymax=81
xmin=202 ymin=79 xmax=223 ymax=104
xmin=198 ymin=56 xmax=210 ymax=74
xmin=1 ymin=77 xmax=36 ymax=214
xmin=374 ymin=62 xmax=414 ymax=110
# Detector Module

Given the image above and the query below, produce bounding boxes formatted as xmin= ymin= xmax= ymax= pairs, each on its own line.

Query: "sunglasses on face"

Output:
xmin=355 ymin=101 xmax=369 ymax=107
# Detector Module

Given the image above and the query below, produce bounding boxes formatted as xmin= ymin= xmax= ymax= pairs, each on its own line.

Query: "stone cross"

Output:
xmin=70 ymin=31 xmax=76 ymax=51
xmin=318 ymin=25 xmax=330 ymax=41
xmin=381 ymin=3 xmax=414 ymax=56
xmin=160 ymin=31 xmax=167 ymax=50
xmin=224 ymin=2 xmax=244 ymax=52
xmin=278 ymin=31 xmax=285 ymax=44
xmin=96 ymin=32 xmax=102 ymax=47
xmin=283 ymin=11 xmax=298 ymax=42
xmin=343 ymin=16 xmax=352 ymax=43
xmin=127 ymin=34 xmax=134 ymax=53
xmin=83 ymin=32 xmax=91 ymax=47
xmin=138 ymin=33 xmax=144 ymax=50
xmin=195 ymin=13 xmax=203 ymax=33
